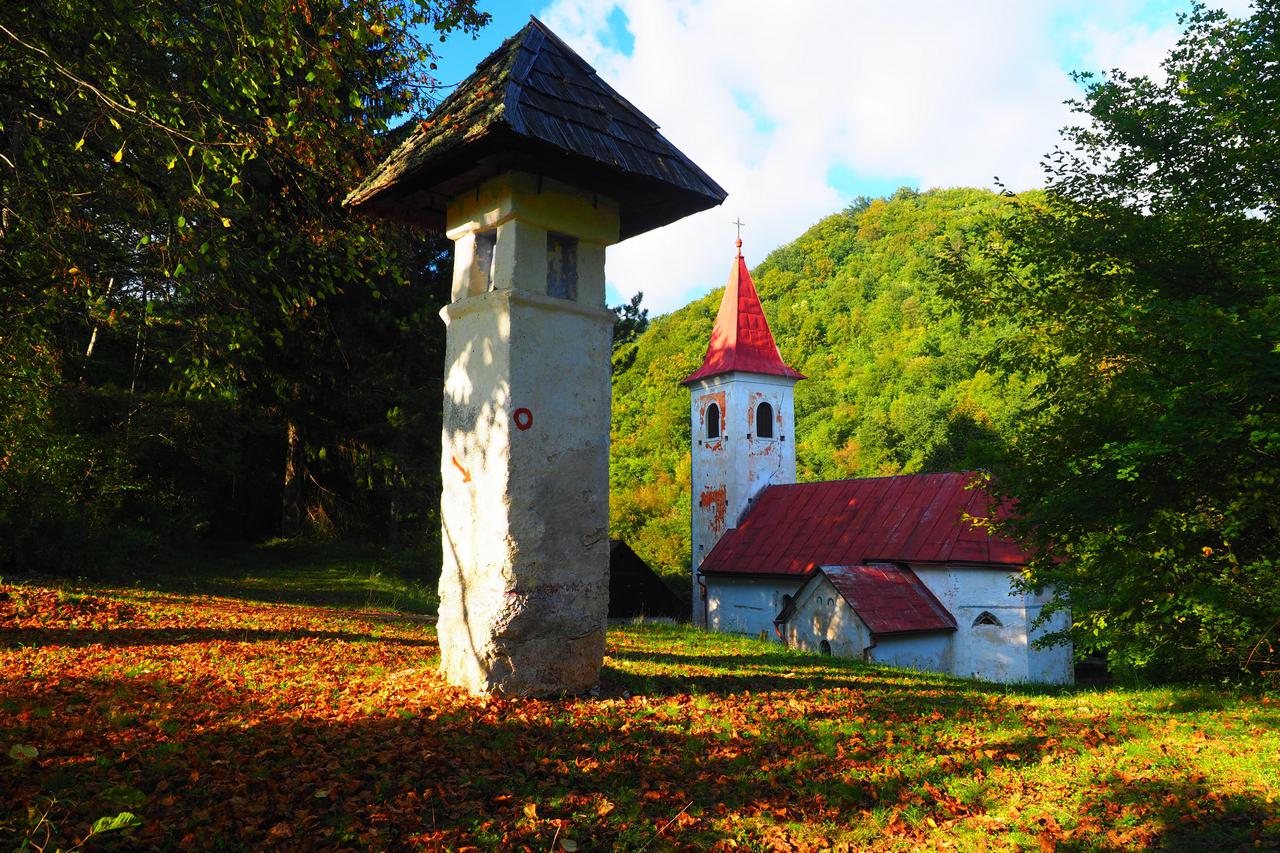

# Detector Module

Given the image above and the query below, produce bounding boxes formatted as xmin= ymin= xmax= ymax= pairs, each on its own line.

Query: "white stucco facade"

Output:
xmin=689 ymin=373 xmax=797 ymax=625
xmin=775 ymin=565 xmax=1073 ymax=684
xmin=909 ymin=564 xmax=1072 ymax=684
xmin=784 ymin=574 xmax=872 ymax=658
xmin=703 ymin=575 xmax=795 ymax=638
xmin=435 ymin=171 xmax=616 ymax=696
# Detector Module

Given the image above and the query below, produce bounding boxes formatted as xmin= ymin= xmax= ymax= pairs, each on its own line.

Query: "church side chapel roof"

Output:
xmin=700 ymin=471 xmax=1028 ymax=577
xmin=796 ymin=564 xmax=957 ymax=636
xmin=344 ymin=17 xmax=727 ymax=239
xmin=683 ymin=245 xmax=805 ymax=384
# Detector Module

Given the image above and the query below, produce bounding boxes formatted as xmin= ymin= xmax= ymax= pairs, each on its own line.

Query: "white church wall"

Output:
xmin=913 ymin=563 xmax=1029 ymax=682
xmin=954 ymin=604 xmax=1030 ymax=682
xmin=869 ymin=632 xmax=955 ymax=674
xmin=689 ymin=377 xmax=731 ymax=582
xmin=736 ymin=376 xmax=797 ymax=508
xmin=785 ymin=575 xmax=871 ymax=658
xmin=1027 ymin=600 xmax=1074 ymax=685
xmin=704 ymin=575 xmax=797 ymax=639
xmin=911 ymin=564 xmax=1073 ymax=684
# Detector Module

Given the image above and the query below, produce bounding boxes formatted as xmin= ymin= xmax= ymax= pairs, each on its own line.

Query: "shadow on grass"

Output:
xmin=101 ymin=539 xmax=440 ymax=615
xmin=603 ymin=646 xmax=1076 ymax=700
xmin=0 ymin=626 xmax=433 ymax=649
xmin=601 ymin=654 xmax=957 ymax=699
xmin=1060 ymin=774 xmax=1279 ymax=851
xmin=4 ymin=661 xmax=1274 ymax=852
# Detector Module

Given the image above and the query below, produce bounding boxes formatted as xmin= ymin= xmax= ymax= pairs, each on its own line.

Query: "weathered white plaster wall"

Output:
xmin=436 ymin=171 xmax=617 ymax=696
xmin=870 ymin=633 xmax=956 ymax=673
xmin=783 ymin=575 xmax=955 ymax=671
xmin=704 ymin=575 xmax=797 ymax=638
xmin=785 ymin=575 xmax=870 ymax=658
xmin=737 ymin=563 xmax=1075 ymax=684
xmin=690 ymin=372 xmax=797 ymax=624
xmin=1027 ymin=591 xmax=1074 ymax=685
xmin=911 ymin=564 xmax=1073 ymax=684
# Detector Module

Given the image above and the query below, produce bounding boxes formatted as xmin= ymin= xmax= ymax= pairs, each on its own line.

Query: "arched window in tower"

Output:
xmin=756 ymin=401 xmax=774 ymax=438
xmin=706 ymin=403 xmax=720 ymax=440
xmin=972 ymin=611 xmax=1003 ymax=627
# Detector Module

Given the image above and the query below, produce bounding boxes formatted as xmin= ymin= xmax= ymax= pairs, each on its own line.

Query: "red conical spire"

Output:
xmin=682 ymin=240 xmax=804 ymax=385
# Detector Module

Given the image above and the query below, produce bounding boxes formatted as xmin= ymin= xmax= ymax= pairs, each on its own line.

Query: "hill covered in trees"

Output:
xmin=609 ymin=187 xmax=1033 ymax=585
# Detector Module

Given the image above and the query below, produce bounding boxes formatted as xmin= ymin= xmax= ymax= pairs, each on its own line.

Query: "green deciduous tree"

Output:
xmin=943 ymin=2 xmax=1280 ymax=682
xmin=0 ymin=1 xmax=487 ymax=570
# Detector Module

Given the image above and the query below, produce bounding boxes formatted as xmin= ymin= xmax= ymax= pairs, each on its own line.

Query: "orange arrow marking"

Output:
xmin=451 ymin=456 xmax=471 ymax=483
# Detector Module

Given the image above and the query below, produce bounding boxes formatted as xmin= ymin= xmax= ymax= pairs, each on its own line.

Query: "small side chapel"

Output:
xmin=684 ymin=240 xmax=1073 ymax=685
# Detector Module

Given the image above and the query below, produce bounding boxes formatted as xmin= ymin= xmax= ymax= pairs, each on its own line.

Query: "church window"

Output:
xmin=546 ymin=233 xmax=578 ymax=300
xmin=756 ymin=402 xmax=774 ymax=438
xmin=706 ymin=403 xmax=721 ymax=439
xmin=973 ymin=611 xmax=1002 ymax=627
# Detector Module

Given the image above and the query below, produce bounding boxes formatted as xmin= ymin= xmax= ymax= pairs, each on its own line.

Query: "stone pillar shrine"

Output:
xmin=345 ymin=18 xmax=725 ymax=695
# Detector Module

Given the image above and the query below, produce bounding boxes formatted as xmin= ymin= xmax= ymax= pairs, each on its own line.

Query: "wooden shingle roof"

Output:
xmin=345 ymin=17 xmax=726 ymax=239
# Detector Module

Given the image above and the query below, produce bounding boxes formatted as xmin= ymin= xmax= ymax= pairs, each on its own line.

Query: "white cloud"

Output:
xmin=536 ymin=0 xmax=1228 ymax=312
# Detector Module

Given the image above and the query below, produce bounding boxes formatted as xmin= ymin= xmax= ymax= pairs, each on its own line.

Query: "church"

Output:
xmin=683 ymin=239 xmax=1072 ymax=685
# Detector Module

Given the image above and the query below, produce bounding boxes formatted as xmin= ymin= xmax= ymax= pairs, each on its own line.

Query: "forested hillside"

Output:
xmin=610 ymin=188 xmax=1033 ymax=584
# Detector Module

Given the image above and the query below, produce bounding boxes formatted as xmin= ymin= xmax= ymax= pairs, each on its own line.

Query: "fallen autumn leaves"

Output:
xmin=2 ymin=584 xmax=1278 ymax=851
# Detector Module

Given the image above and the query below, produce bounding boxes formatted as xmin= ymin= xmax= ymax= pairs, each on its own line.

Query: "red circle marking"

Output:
xmin=513 ymin=408 xmax=533 ymax=430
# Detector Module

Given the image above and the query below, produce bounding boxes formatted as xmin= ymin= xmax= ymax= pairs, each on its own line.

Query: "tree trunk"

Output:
xmin=282 ymin=419 xmax=304 ymax=537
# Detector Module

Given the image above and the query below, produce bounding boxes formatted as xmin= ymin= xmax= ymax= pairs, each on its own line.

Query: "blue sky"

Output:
xmin=421 ymin=1 xmax=1252 ymax=312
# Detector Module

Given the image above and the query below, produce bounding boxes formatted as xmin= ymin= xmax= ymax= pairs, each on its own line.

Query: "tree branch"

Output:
xmin=0 ymin=22 xmax=246 ymax=150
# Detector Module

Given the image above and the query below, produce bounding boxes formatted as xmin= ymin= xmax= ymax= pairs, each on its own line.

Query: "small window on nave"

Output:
xmin=756 ymin=401 xmax=774 ymax=438
xmin=973 ymin=611 xmax=1002 ymax=627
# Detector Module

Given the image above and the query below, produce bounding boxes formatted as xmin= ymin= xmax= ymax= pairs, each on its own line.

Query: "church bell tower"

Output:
xmin=683 ymin=239 xmax=803 ymax=626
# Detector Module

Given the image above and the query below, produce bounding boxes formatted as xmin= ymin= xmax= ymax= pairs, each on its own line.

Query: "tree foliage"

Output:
xmin=610 ymin=188 xmax=1032 ymax=589
xmin=611 ymin=291 xmax=650 ymax=349
xmin=943 ymin=2 xmax=1280 ymax=682
xmin=0 ymin=1 xmax=487 ymax=571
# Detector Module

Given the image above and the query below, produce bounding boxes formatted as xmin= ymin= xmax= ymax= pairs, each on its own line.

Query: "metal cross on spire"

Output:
xmin=732 ymin=217 xmax=745 ymax=254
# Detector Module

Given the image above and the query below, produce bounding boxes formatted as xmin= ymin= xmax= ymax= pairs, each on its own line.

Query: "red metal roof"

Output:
xmin=700 ymin=472 xmax=1028 ymax=576
xmin=683 ymin=245 xmax=805 ymax=384
xmin=816 ymin=564 xmax=956 ymax=635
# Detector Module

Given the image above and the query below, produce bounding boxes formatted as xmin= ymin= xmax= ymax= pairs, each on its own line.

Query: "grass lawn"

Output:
xmin=2 ymin=582 xmax=1278 ymax=851
xmin=90 ymin=538 xmax=440 ymax=615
